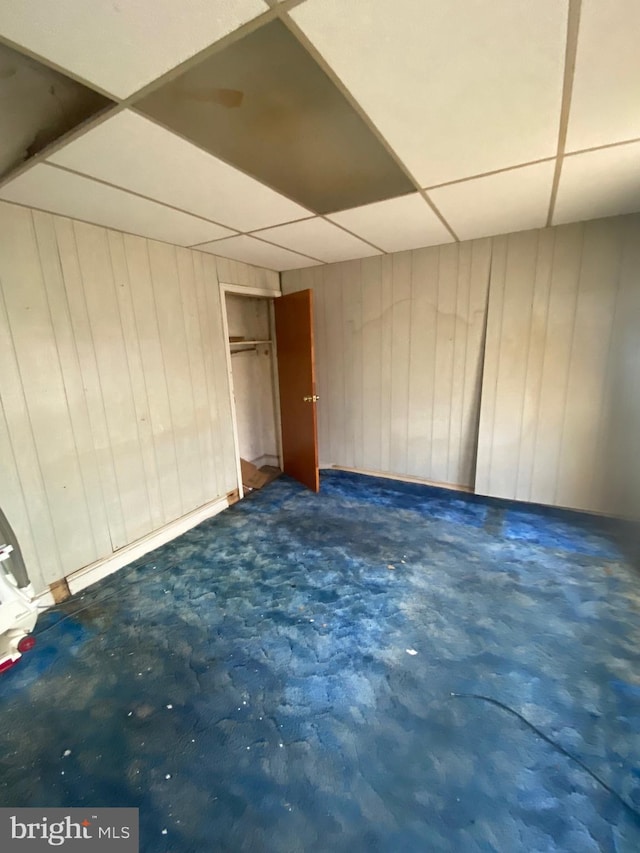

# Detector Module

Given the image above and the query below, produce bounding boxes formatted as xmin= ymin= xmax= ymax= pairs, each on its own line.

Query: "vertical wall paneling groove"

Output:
xmin=191 ymin=251 xmax=222 ymax=499
xmin=107 ymin=231 xmax=164 ymax=533
xmin=0 ymin=206 xmax=71 ymax=581
xmin=204 ymin=255 xmax=238 ymax=492
xmin=74 ymin=220 xmax=151 ymax=547
xmin=282 ymin=240 xmax=491 ymax=489
xmin=33 ymin=212 xmax=109 ymax=564
xmin=54 ymin=217 xmax=126 ymax=552
xmin=0 ymin=200 xmax=272 ymax=593
xmin=476 ymin=215 xmax=640 ymax=515
xmin=122 ymin=233 xmax=182 ymax=525
xmin=177 ymin=248 xmax=215 ymax=506
xmin=148 ymin=242 xmax=201 ymax=517
xmin=379 ymin=255 xmax=394 ymax=474
xmin=605 ymin=217 xmax=640 ymax=516
xmin=361 ymin=256 xmax=383 ymax=472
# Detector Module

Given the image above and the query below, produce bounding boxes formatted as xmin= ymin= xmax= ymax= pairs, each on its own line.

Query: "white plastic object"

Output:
xmin=0 ymin=563 xmax=37 ymax=668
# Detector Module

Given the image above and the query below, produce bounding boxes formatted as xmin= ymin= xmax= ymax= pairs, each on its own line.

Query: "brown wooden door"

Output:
xmin=274 ymin=289 xmax=319 ymax=491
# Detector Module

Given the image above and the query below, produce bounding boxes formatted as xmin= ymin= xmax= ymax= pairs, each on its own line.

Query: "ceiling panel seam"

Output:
xmin=245 ymin=233 xmax=325 ymax=263
xmin=0 ymin=32 xmax=119 ymax=101
xmin=42 ymin=163 xmax=240 ymax=233
xmin=546 ymin=0 xmax=582 ymax=227
xmin=424 ymin=157 xmax=557 ymax=192
xmin=0 ymin=106 xmax=123 ymax=192
xmin=127 ymin=109 xmax=316 ymax=216
xmin=565 ymin=135 xmax=640 ymax=158
xmin=0 ymin=196 xmax=221 ymax=252
xmin=277 ymin=8 xmax=460 ymax=241
xmin=187 ymin=234 xmax=323 ymax=265
xmin=120 ymin=8 xmax=277 ymax=107
xmin=318 ymin=215 xmax=386 ymax=254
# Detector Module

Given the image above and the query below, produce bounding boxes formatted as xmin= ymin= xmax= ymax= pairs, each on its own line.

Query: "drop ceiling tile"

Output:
xmin=553 ymin=143 xmax=640 ymax=225
xmin=136 ymin=20 xmax=413 ymax=213
xmin=0 ymin=42 xmax=113 ymax=179
xmin=0 ymin=163 xmax=236 ymax=245
xmin=195 ymin=235 xmax=321 ymax=271
xmin=290 ymin=0 xmax=566 ymax=186
xmin=0 ymin=0 xmax=269 ymax=98
xmin=429 ymin=161 xmax=555 ymax=241
xmin=566 ymin=1 xmax=640 ymax=151
xmin=48 ymin=111 xmax=311 ymax=231
xmin=253 ymin=218 xmax=381 ymax=263
xmin=327 ymin=193 xmax=453 ymax=252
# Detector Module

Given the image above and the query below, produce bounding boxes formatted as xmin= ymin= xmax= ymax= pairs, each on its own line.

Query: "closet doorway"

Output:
xmin=221 ymin=284 xmax=319 ymax=498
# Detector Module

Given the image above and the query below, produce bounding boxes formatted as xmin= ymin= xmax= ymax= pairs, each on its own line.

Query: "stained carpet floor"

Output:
xmin=1 ymin=471 xmax=639 ymax=852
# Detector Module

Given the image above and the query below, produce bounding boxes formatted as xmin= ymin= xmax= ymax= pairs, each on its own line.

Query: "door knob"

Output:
xmin=303 ymin=395 xmax=319 ymax=403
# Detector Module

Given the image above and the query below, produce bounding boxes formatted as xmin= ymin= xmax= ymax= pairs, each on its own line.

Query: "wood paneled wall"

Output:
xmin=0 ymin=201 xmax=278 ymax=593
xmin=283 ymin=214 xmax=640 ymax=519
xmin=476 ymin=215 xmax=640 ymax=516
xmin=282 ymin=240 xmax=492 ymax=488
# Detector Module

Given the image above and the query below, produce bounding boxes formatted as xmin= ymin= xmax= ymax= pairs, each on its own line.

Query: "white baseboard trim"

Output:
xmin=35 ymin=589 xmax=56 ymax=610
xmin=64 ymin=495 xmax=229 ymax=597
xmin=327 ymin=465 xmax=473 ymax=494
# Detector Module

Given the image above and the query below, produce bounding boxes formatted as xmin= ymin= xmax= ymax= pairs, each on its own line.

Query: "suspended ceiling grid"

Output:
xmin=0 ymin=0 xmax=639 ymax=272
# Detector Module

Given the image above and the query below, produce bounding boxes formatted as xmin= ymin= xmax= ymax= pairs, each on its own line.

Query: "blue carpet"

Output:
xmin=1 ymin=470 xmax=639 ymax=852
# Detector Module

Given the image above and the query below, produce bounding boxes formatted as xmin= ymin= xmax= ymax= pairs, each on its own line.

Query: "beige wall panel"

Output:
xmin=147 ymin=241 xmax=204 ymax=516
xmin=0 ymin=199 xmax=271 ymax=592
xmin=121 ymin=234 xmax=183 ymax=525
xmin=53 ymin=217 xmax=128 ymax=552
xmin=388 ymin=253 xmax=412 ymax=476
xmin=361 ymin=256 xmax=384 ymax=472
xmin=555 ymin=223 xmax=622 ymax=509
xmin=0 ymin=285 xmax=61 ymax=588
xmin=282 ymin=241 xmax=490 ymax=488
xmin=215 ymin=255 xmax=280 ymax=293
xmin=511 ymin=230 xmax=555 ymax=502
xmin=176 ymin=248 xmax=220 ymax=501
xmin=322 ymin=263 xmax=348 ymax=468
xmin=378 ymin=256 xmax=394 ymax=474
xmin=33 ymin=212 xmax=111 ymax=563
xmin=605 ymin=216 xmax=640 ymax=518
xmin=406 ymin=247 xmax=439 ymax=479
xmin=458 ymin=239 xmax=492 ymax=486
xmin=73 ymin=221 xmax=153 ymax=546
xmin=431 ymin=246 xmax=458 ymax=484
xmin=0 ymin=402 xmax=44 ymax=590
xmin=107 ymin=232 xmax=165 ymax=533
xmin=191 ymin=252 xmax=223 ymax=499
xmin=0 ymin=206 xmax=92 ymax=578
xmin=342 ymin=261 xmax=363 ymax=469
xmin=202 ymin=256 xmax=238 ymax=493
xmin=476 ymin=216 xmax=640 ymax=515
xmin=529 ymin=225 xmax=583 ymax=506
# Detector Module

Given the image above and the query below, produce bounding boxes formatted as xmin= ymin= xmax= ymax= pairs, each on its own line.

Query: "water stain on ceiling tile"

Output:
xmin=135 ymin=20 xmax=414 ymax=214
xmin=0 ymin=42 xmax=113 ymax=178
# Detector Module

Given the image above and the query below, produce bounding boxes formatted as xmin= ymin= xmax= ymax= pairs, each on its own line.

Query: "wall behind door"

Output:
xmin=0 ymin=201 xmax=278 ymax=593
xmin=282 ymin=240 xmax=492 ymax=488
xmin=282 ymin=213 xmax=640 ymax=518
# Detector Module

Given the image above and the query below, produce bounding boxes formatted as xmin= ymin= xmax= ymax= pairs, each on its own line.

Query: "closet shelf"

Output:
xmin=229 ymin=340 xmax=272 ymax=346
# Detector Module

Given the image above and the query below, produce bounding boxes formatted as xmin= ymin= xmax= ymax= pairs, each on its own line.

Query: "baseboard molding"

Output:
xmin=35 ymin=588 xmax=56 ymax=610
xmin=62 ymin=495 xmax=229 ymax=598
xmin=328 ymin=465 xmax=473 ymax=494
